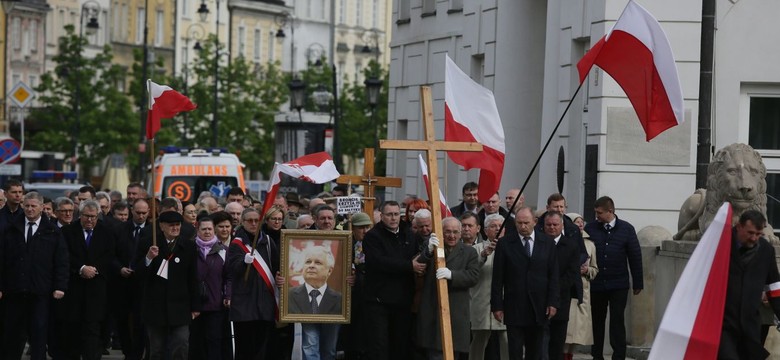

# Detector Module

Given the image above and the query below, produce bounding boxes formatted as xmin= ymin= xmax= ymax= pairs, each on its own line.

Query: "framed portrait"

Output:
xmin=279 ymin=230 xmax=353 ymax=323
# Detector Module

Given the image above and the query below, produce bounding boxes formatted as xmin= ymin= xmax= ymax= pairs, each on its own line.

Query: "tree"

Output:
xmin=29 ymin=25 xmax=137 ymax=174
xmin=156 ymin=35 xmax=288 ymax=175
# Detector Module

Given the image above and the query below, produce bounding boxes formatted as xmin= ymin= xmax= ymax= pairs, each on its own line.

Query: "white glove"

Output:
xmin=436 ymin=267 xmax=452 ymax=280
xmin=427 ymin=234 xmax=440 ymax=253
xmin=244 ymin=253 xmax=254 ymax=264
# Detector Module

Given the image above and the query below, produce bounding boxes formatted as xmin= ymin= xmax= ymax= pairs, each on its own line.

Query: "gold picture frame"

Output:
xmin=279 ymin=229 xmax=353 ymax=323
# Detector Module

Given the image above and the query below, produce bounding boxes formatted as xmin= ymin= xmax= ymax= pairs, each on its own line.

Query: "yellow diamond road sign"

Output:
xmin=8 ymin=81 xmax=35 ymax=108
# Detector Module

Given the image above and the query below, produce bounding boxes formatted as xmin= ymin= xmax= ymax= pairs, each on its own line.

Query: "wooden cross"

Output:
xmin=336 ymin=148 xmax=402 ymax=218
xmin=380 ymin=86 xmax=482 ymax=360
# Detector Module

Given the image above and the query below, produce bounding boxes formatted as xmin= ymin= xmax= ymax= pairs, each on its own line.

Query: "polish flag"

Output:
xmin=648 ymin=202 xmax=732 ymax=360
xmin=444 ymin=55 xmax=505 ymax=203
xmin=261 ymin=152 xmax=340 ymax=217
xmin=576 ymin=0 xmax=684 ymax=141
xmin=418 ymin=154 xmax=453 ymax=219
xmin=146 ymin=80 xmax=197 ymax=140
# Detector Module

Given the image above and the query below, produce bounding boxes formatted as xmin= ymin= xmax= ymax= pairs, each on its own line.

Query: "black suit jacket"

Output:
xmin=288 ymin=284 xmax=342 ymax=315
xmin=491 ymin=230 xmax=559 ymax=327
xmin=550 ymin=234 xmax=581 ymax=322
xmin=362 ymin=224 xmax=417 ymax=306
xmin=0 ymin=215 xmax=69 ymax=296
xmin=139 ymin=218 xmax=196 ymax=243
xmin=61 ymin=221 xmax=120 ymax=322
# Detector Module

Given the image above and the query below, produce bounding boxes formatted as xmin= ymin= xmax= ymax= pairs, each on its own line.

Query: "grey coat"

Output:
xmin=416 ymin=241 xmax=480 ymax=353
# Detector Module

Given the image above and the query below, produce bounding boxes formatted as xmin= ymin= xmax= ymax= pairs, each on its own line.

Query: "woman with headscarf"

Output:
xmin=190 ymin=216 xmax=228 ymax=360
xmin=563 ymin=213 xmax=599 ymax=360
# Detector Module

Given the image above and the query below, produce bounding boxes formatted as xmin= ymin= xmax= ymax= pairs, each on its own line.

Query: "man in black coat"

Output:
xmin=449 ymin=182 xmax=480 ymax=219
xmin=139 ymin=197 xmax=196 ymax=242
xmin=0 ymin=191 xmax=69 ymax=360
xmin=135 ymin=211 xmax=200 ymax=360
xmin=362 ymin=200 xmax=421 ymax=360
xmin=720 ymin=210 xmax=780 ymax=359
xmin=491 ymin=207 xmax=559 ymax=360
xmin=60 ymin=200 xmax=121 ymax=360
xmin=543 ymin=212 xmax=581 ymax=360
xmin=0 ymin=179 xmax=23 ymax=231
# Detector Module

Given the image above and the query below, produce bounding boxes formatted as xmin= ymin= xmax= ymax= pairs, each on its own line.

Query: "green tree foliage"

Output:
xmin=162 ymin=35 xmax=288 ymax=174
xmin=29 ymin=25 xmax=137 ymax=173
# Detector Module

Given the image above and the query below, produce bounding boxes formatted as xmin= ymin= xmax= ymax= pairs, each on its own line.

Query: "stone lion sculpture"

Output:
xmin=674 ymin=143 xmax=777 ymax=243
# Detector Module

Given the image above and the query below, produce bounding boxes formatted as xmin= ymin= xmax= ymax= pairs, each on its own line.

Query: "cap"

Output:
xmin=351 ymin=212 xmax=373 ymax=227
xmin=566 ymin=212 xmax=583 ymax=223
xmin=285 ymin=192 xmax=303 ymax=206
xmin=159 ymin=211 xmax=184 ymax=224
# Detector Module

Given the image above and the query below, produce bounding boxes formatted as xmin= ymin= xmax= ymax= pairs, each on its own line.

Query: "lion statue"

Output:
xmin=674 ymin=143 xmax=778 ymax=243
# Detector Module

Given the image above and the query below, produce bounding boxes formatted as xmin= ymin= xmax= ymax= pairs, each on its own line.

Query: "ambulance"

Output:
xmin=152 ymin=147 xmax=245 ymax=203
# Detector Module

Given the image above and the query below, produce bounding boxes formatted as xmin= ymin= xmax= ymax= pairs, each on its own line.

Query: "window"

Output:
xmin=355 ymin=0 xmax=362 ymax=27
xmin=122 ymin=4 xmax=128 ymax=38
xmin=11 ymin=17 xmax=20 ymax=50
xmin=339 ymin=0 xmax=345 ymax=24
xmin=338 ymin=61 xmax=345 ymax=89
xmin=182 ymin=0 xmax=189 ymax=18
xmin=112 ymin=6 xmax=119 ymax=41
xmin=355 ymin=61 xmax=362 ymax=83
xmin=12 ymin=74 xmax=20 ymax=86
xmin=136 ymin=8 xmax=145 ymax=44
xmin=422 ymin=0 xmax=435 ymax=14
xmin=28 ymin=75 xmax=37 ymax=88
xmin=155 ymin=10 xmax=164 ymax=46
xmin=748 ymin=97 xmax=780 ymax=150
xmin=306 ymin=0 xmax=312 ymax=18
xmin=254 ymin=29 xmax=261 ymax=61
xmin=398 ymin=0 xmax=410 ymax=21
xmin=372 ymin=0 xmax=378 ymax=28
xmin=450 ymin=0 xmax=463 ymax=11
xmin=268 ymin=31 xmax=275 ymax=62
xmin=238 ymin=26 xmax=246 ymax=57
xmin=30 ymin=19 xmax=38 ymax=52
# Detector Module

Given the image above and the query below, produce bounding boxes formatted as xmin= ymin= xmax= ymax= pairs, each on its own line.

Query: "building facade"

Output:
xmin=386 ymin=0 xmax=780 ymax=235
xmin=5 ymin=0 xmax=49 ymax=127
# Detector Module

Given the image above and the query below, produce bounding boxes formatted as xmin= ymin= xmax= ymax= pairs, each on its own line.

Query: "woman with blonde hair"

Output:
xmin=564 ymin=213 xmax=599 ymax=360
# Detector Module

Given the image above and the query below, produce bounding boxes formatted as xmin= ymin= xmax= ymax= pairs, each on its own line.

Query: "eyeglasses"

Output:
xmin=81 ymin=214 xmax=98 ymax=220
xmin=269 ymin=218 xmax=284 ymax=222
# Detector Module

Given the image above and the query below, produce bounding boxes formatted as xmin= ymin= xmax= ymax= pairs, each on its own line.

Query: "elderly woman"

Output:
xmin=469 ymin=213 xmax=509 ymax=360
xmin=564 ymin=213 xmax=598 ymax=360
xmin=190 ymin=216 xmax=228 ymax=360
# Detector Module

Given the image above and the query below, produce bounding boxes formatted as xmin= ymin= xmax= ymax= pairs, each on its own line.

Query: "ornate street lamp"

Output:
xmin=364 ymin=76 xmax=383 ymax=150
xmin=288 ymin=78 xmax=306 ymax=118
xmin=74 ymin=0 xmax=101 ymax=172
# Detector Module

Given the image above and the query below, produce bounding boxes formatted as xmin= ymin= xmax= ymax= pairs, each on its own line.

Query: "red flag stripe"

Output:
xmin=683 ymin=205 xmax=732 ymax=358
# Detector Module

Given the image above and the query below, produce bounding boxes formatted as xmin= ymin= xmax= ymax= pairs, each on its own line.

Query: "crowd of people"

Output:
xmin=27 ymin=177 xmax=780 ymax=359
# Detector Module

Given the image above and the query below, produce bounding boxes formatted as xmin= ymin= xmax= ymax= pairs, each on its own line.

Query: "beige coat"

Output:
xmin=566 ymin=237 xmax=599 ymax=345
xmin=470 ymin=242 xmax=507 ymax=330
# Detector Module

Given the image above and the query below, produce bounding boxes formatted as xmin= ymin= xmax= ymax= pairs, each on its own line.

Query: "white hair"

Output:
xmin=484 ymin=213 xmax=505 ymax=228
xmin=413 ymin=208 xmax=432 ymax=223
xmin=302 ymin=245 xmax=335 ymax=268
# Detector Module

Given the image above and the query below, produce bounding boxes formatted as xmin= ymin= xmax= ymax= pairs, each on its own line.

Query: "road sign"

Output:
xmin=0 ymin=138 xmax=21 ymax=163
xmin=8 ymin=81 xmax=35 ymax=108
xmin=0 ymin=164 xmax=21 ymax=175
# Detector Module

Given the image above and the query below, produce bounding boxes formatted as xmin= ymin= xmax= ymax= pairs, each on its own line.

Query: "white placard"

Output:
xmin=336 ymin=196 xmax=362 ymax=215
xmin=0 ymin=164 xmax=21 ymax=175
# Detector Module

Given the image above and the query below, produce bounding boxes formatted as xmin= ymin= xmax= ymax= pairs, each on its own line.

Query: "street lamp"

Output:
xmin=312 ymin=84 xmax=332 ymax=113
xmin=364 ymin=77 xmax=383 ymax=150
xmin=198 ymin=0 xmax=221 ymax=147
xmin=288 ymin=78 xmax=306 ymax=119
xmin=181 ymin=23 xmax=205 ymax=144
xmin=74 ymin=0 xmax=101 ymax=172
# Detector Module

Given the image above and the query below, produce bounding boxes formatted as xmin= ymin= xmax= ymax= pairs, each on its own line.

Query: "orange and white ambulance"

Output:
xmin=152 ymin=148 xmax=245 ymax=203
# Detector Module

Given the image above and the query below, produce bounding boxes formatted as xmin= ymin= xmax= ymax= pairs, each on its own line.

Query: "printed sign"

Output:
xmin=336 ymin=196 xmax=362 ymax=215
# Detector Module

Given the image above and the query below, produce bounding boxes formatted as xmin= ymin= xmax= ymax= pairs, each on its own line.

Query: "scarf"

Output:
xmin=195 ymin=235 xmax=218 ymax=258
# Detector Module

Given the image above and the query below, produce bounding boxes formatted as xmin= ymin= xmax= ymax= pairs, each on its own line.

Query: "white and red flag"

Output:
xmin=648 ymin=202 xmax=732 ymax=360
xmin=418 ymin=154 xmax=453 ymax=219
xmin=576 ymin=0 xmax=684 ymax=141
xmin=146 ymin=80 xmax=197 ymax=140
xmin=444 ymin=55 xmax=505 ymax=203
xmin=261 ymin=152 xmax=340 ymax=217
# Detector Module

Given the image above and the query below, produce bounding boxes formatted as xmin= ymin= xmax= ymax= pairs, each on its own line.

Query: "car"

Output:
xmin=24 ymin=182 xmax=86 ymax=200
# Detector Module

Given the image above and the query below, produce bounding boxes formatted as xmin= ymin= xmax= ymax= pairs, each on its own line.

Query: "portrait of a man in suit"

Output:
xmin=289 ymin=245 xmax=343 ymax=315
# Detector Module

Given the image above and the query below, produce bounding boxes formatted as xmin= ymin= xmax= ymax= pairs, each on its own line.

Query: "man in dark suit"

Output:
xmin=288 ymin=245 xmax=343 ymax=315
xmin=449 ymin=182 xmax=480 ymax=219
xmin=60 ymin=200 xmax=120 ymax=360
xmin=1 ymin=191 xmax=69 ymax=360
xmin=720 ymin=210 xmax=780 ymax=359
xmin=543 ymin=212 xmax=581 ymax=360
xmin=136 ymin=211 xmax=200 ymax=360
xmin=491 ymin=207 xmax=559 ymax=360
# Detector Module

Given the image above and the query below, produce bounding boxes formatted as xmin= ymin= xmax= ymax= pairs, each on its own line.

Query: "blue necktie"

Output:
xmin=523 ymin=237 xmax=532 ymax=257
xmin=310 ymin=289 xmax=321 ymax=314
xmin=26 ymin=222 xmax=34 ymax=242
xmin=86 ymin=230 xmax=93 ymax=247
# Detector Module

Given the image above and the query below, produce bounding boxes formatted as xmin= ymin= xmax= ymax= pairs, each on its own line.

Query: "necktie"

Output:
xmin=86 ymin=230 xmax=93 ymax=247
xmin=168 ymin=240 xmax=176 ymax=252
xmin=26 ymin=222 xmax=34 ymax=242
xmin=605 ymin=224 xmax=612 ymax=232
xmin=134 ymin=225 xmax=141 ymax=240
xmin=309 ymin=289 xmax=321 ymax=314
xmin=523 ymin=236 xmax=532 ymax=257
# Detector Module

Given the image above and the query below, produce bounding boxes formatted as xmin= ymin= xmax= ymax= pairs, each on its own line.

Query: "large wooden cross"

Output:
xmin=381 ymin=86 xmax=482 ymax=360
xmin=336 ymin=148 xmax=402 ymax=218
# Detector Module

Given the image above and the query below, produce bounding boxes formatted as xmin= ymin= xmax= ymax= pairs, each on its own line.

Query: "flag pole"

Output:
xmin=499 ymin=80 xmax=585 ymax=234
xmin=147 ymin=79 xmax=158 ymax=248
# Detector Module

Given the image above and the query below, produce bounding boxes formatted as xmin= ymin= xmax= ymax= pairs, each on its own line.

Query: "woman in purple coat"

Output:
xmin=190 ymin=216 xmax=228 ymax=360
